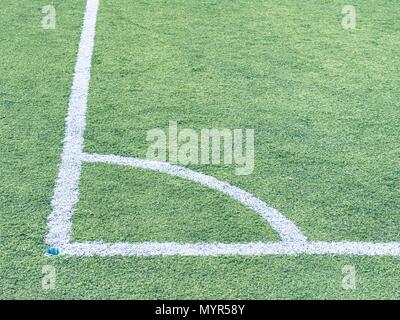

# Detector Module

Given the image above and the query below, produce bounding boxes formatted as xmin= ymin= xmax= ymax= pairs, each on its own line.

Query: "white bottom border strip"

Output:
xmin=60 ymin=241 xmax=400 ymax=256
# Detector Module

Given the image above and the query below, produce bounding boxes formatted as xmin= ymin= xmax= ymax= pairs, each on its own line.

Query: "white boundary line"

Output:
xmin=46 ymin=0 xmax=99 ymax=247
xmin=62 ymin=241 xmax=400 ymax=257
xmin=45 ymin=0 xmax=400 ymax=256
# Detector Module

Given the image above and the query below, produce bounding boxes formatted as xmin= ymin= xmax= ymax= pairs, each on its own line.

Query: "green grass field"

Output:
xmin=1 ymin=0 xmax=400 ymax=299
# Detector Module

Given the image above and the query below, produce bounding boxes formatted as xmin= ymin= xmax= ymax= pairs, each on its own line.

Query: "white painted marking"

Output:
xmin=46 ymin=0 xmax=400 ymax=256
xmin=82 ymin=152 xmax=307 ymax=242
xmin=61 ymin=241 xmax=400 ymax=256
xmin=46 ymin=0 xmax=99 ymax=247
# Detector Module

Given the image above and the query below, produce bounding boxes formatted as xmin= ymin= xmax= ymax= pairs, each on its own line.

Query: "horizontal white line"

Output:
xmin=61 ymin=241 xmax=400 ymax=256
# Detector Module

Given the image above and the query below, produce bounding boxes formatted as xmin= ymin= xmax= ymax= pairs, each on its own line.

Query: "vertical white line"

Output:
xmin=46 ymin=0 xmax=100 ymax=246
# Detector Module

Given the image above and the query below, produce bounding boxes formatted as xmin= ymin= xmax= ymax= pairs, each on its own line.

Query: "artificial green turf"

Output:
xmin=1 ymin=0 xmax=400 ymax=299
xmin=84 ymin=0 xmax=400 ymax=242
xmin=72 ymin=163 xmax=278 ymax=242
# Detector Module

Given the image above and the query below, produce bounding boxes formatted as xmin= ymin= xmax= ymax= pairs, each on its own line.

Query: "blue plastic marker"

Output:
xmin=46 ymin=247 xmax=62 ymax=256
